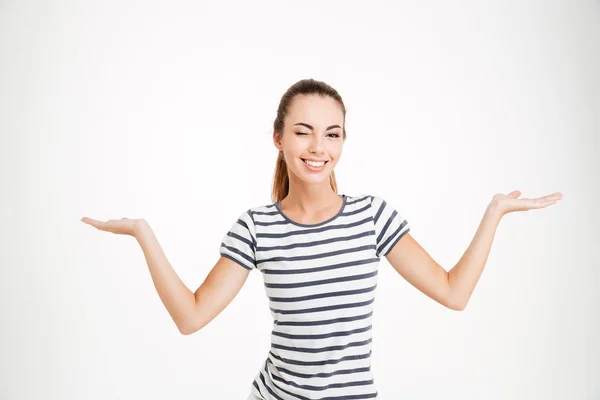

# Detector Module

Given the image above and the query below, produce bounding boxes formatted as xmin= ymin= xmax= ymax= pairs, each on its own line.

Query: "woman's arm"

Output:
xmin=134 ymin=220 xmax=196 ymax=333
xmin=383 ymin=204 xmax=501 ymax=311
xmin=385 ymin=190 xmax=562 ymax=310
xmin=135 ymin=220 xmax=250 ymax=335
xmin=81 ymin=215 xmax=251 ymax=335
xmin=446 ymin=203 xmax=502 ymax=309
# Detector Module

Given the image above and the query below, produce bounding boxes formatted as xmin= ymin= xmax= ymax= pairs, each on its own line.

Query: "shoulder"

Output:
xmin=236 ymin=200 xmax=280 ymax=228
xmin=343 ymin=193 xmax=375 ymax=205
xmin=344 ymin=193 xmax=382 ymax=211
xmin=366 ymin=194 xmax=386 ymax=206
xmin=364 ymin=194 xmax=404 ymax=212
xmin=340 ymin=193 xmax=379 ymax=218
xmin=247 ymin=201 xmax=277 ymax=218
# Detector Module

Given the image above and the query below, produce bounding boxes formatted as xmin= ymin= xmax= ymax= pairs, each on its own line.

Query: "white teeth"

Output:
xmin=303 ymin=159 xmax=325 ymax=167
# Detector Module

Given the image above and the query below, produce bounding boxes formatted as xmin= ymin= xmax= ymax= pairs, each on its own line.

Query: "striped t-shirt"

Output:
xmin=219 ymin=193 xmax=410 ymax=400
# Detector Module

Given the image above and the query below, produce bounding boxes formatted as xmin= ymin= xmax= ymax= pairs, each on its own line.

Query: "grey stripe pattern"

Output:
xmin=219 ymin=194 xmax=410 ymax=399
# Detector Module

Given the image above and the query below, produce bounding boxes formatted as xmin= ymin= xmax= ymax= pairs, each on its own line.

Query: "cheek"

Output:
xmin=286 ymin=147 xmax=300 ymax=157
xmin=329 ymin=144 xmax=343 ymax=157
xmin=289 ymin=142 xmax=306 ymax=155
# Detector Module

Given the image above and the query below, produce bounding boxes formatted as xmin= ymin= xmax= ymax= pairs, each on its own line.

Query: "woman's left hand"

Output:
xmin=491 ymin=190 xmax=563 ymax=217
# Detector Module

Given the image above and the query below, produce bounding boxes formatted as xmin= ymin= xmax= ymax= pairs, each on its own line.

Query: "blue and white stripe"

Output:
xmin=220 ymin=194 xmax=410 ymax=400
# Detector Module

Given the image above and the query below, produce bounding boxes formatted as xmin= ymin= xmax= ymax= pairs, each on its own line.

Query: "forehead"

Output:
xmin=287 ymin=95 xmax=344 ymax=125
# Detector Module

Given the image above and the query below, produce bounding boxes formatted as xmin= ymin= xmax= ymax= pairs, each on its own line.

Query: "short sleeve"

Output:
xmin=370 ymin=195 xmax=411 ymax=257
xmin=219 ymin=209 xmax=257 ymax=270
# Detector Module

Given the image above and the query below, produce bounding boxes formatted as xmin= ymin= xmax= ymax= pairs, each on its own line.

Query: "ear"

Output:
xmin=273 ymin=130 xmax=283 ymax=151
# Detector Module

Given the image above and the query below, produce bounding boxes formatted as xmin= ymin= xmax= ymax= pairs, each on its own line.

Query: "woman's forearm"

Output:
xmin=448 ymin=202 xmax=504 ymax=309
xmin=134 ymin=220 xmax=195 ymax=334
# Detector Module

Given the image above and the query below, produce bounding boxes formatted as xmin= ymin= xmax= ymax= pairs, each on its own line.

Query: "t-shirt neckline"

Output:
xmin=274 ymin=194 xmax=347 ymax=227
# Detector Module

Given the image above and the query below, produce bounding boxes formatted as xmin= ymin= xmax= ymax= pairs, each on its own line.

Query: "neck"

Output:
xmin=281 ymin=182 xmax=340 ymax=214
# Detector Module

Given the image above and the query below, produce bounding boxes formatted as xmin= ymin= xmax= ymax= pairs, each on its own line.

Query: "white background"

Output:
xmin=1 ymin=0 xmax=599 ymax=399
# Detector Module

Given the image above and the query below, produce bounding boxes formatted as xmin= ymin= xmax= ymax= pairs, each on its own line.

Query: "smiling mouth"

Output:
xmin=301 ymin=158 xmax=329 ymax=164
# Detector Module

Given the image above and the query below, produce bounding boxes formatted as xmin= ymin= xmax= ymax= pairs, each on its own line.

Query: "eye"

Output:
xmin=295 ymin=132 xmax=340 ymax=138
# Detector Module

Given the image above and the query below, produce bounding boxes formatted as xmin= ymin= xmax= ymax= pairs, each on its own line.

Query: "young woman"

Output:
xmin=81 ymin=78 xmax=563 ymax=399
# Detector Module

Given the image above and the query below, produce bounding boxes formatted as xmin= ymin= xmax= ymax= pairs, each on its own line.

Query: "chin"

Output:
xmin=291 ymin=167 xmax=330 ymax=183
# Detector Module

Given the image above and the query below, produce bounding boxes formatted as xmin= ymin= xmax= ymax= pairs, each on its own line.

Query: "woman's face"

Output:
xmin=274 ymin=94 xmax=345 ymax=185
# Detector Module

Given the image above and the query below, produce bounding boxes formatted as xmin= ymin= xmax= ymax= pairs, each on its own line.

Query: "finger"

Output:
xmin=507 ymin=190 xmax=521 ymax=199
xmin=83 ymin=218 xmax=108 ymax=230
xmin=540 ymin=194 xmax=562 ymax=202
xmin=534 ymin=199 xmax=558 ymax=208
xmin=89 ymin=220 xmax=105 ymax=229
xmin=81 ymin=217 xmax=99 ymax=226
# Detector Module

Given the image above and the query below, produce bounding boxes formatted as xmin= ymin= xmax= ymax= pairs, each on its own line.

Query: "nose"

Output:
xmin=308 ymin=134 xmax=325 ymax=155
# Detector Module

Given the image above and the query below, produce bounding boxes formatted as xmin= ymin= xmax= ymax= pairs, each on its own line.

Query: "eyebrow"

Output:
xmin=293 ymin=122 xmax=342 ymax=131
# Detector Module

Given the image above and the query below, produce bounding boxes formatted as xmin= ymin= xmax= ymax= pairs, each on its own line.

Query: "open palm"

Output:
xmin=493 ymin=190 xmax=563 ymax=216
xmin=80 ymin=217 xmax=142 ymax=237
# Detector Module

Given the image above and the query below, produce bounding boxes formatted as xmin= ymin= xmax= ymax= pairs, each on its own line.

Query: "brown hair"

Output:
xmin=271 ymin=78 xmax=348 ymax=203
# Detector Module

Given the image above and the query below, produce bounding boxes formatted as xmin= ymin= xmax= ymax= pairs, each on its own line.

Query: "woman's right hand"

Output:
xmin=80 ymin=216 xmax=145 ymax=237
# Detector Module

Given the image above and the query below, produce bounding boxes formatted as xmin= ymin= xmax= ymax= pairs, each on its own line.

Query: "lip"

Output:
xmin=301 ymin=158 xmax=328 ymax=172
xmin=301 ymin=158 xmax=329 ymax=163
